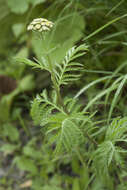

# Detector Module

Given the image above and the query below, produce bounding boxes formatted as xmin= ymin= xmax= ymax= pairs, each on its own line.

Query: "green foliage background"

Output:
xmin=1 ymin=0 xmax=127 ymax=189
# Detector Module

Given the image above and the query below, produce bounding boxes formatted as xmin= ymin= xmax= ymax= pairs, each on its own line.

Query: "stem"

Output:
xmin=85 ymin=132 xmax=98 ymax=147
xmin=46 ymin=53 xmax=66 ymax=110
xmin=41 ymin=34 xmax=64 ymax=108
xmin=75 ymin=148 xmax=86 ymax=168
xmin=18 ymin=114 xmax=31 ymax=136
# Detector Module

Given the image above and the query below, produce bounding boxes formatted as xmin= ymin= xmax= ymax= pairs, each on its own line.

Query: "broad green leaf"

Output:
xmin=18 ymin=75 xmax=35 ymax=91
xmin=27 ymin=0 xmax=46 ymax=6
xmin=23 ymin=146 xmax=42 ymax=159
xmin=14 ymin=156 xmax=38 ymax=174
xmin=6 ymin=0 xmax=29 ymax=14
xmin=0 ymin=144 xmax=19 ymax=155
xmin=12 ymin=23 xmax=24 ymax=37
xmin=3 ymin=123 xmax=19 ymax=142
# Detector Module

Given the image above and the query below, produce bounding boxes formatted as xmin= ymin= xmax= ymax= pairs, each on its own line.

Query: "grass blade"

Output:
xmin=83 ymin=14 xmax=127 ymax=41
xmin=74 ymin=76 xmax=113 ymax=99
xmin=83 ymin=85 xmax=118 ymax=112
xmin=108 ymin=75 xmax=127 ymax=122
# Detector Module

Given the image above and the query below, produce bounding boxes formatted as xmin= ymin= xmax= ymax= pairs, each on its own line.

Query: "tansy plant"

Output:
xmin=16 ymin=18 xmax=127 ymax=185
xmin=16 ymin=17 xmax=94 ymax=155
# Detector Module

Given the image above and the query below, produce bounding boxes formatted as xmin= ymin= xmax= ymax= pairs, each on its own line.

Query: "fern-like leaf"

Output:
xmin=15 ymin=57 xmax=50 ymax=71
xmin=30 ymin=98 xmax=43 ymax=125
xmin=30 ymin=98 xmax=52 ymax=126
xmin=55 ymin=118 xmax=84 ymax=154
xmin=40 ymin=89 xmax=66 ymax=114
xmin=92 ymin=117 xmax=127 ymax=177
xmin=92 ymin=140 xmax=115 ymax=176
xmin=55 ymin=44 xmax=88 ymax=86
xmin=106 ymin=117 xmax=127 ymax=143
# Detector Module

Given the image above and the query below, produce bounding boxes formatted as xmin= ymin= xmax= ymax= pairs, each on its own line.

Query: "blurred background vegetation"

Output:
xmin=1 ymin=0 xmax=127 ymax=189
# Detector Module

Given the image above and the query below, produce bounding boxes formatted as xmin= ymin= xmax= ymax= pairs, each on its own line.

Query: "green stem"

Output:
xmin=85 ymin=132 xmax=98 ymax=147
xmin=18 ymin=114 xmax=31 ymax=136
xmin=41 ymin=34 xmax=69 ymax=114
xmin=46 ymin=53 xmax=65 ymax=109
xmin=41 ymin=34 xmax=64 ymax=108
xmin=75 ymin=148 xmax=86 ymax=168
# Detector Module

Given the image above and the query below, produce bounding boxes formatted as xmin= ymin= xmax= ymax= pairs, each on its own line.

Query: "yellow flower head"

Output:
xmin=27 ymin=18 xmax=54 ymax=32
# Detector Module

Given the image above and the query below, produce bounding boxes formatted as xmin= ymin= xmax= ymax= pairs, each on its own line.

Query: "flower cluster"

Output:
xmin=27 ymin=18 xmax=54 ymax=32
